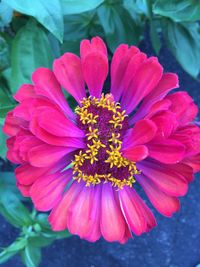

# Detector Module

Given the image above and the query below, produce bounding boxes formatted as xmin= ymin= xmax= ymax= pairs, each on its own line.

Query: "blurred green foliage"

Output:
xmin=0 ymin=0 xmax=200 ymax=266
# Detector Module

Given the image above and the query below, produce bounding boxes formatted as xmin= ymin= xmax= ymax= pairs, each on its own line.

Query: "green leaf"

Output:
xmin=0 ymin=35 xmax=10 ymax=71
xmin=61 ymin=0 xmax=104 ymax=15
xmin=0 ymin=83 xmax=15 ymax=118
xmin=98 ymin=3 xmax=141 ymax=52
xmin=123 ymin=0 xmax=149 ymax=16
xmin=21 ymin=243 xmax=41 ymax=267
xmin=28 ymin=236 xmax=54 ymax=248
xmin=0 ymin=126 xmax=7 ymax=159
xmin=11 ymin=19 xmax=54 ymax=93
xmin=153 ymin=0 xmax=200 ymax=22
xmin=0 ymin=172 xmax=33 ymax=227
xmin=0 ymin=1 xmax=13 ymax=29
xmin=149 ymin=19 xmax=161 ymax=55
xmin=3 ymin=0 xmax=64 ymax=42
xmin=0 ymin=238 xmax=27 ymax=264
xmin=162 ymin=20 xmax=200 ymax=78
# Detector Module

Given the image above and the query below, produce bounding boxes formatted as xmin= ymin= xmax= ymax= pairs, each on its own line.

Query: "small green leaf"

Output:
xmin=98 ymin=3 xmax=141 ymax=52
xmin=162 ymin=19 xmax=200 ymax=78
xmin=21 ymin=243 xmax=41 ymax=267
xmin=0 ymin=1 xmax=13 ymax=29
xmin=153 ymin=0 xmax=200 ymax=22
xmin=0 ymin=35 xmax=10 ymax=71
xmin=61 ymin=0 xmax=104 ymax=15
xmin=150 ymin=19 xmax=161 ymax=55
xmin=0 ymin=126 xmax=7 ymax=159
xmin=0 ymin=238 xmax=27 ymax=264
xmin=11 ymin=19 xmax=54 ymax=93
xmin=0 ymin=172 xmax=33 ymax=227
xmin=3 ymin=0 xmax=64 ymax=42
xmin=28 ymin=236 xmax=54 ymax=248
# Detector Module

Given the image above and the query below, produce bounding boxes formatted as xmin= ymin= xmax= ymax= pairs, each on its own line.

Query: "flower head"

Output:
xmin=3 ymin=37 xmax=200 ymax=243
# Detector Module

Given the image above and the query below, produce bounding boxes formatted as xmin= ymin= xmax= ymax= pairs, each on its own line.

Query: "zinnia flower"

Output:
xmin=3 ymin=37 xmax=200 ymax=243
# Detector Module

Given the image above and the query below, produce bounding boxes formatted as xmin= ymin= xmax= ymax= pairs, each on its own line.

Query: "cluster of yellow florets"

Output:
xmin=72 ymin=94 xmax=139 ymax=189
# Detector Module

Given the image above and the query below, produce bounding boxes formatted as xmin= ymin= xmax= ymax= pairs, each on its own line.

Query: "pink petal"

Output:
xmin=53 ymin=53 xmax=86 ymax=102
xmin=121 ymin=57 xmax=163 ymax=113
xmin=110 ymin=45 xmax=141 ymax=101
xmin=166 ymin=163 xmax=194 ymax=182
xmin=37 ymin=108 xmax=84 ymax=138
xmin=30 ymin=169 xmax=72 ymax=211
xmin=28 ymin=144 xmax=75 ymax=167
xmin=14 ymin=84 xmax=36 ymax=102
xmin=80 ymin=36 xmax=107 ymax=59
xmin=122 ymin=145 xmax=149 ymax=162
xmin=136 ymin=174 xmax=180 ymax=217
xmin=29 ymin=116 xmax=84 ymax=148
xmin=3 ymin=111 xmax=25 ymax=136
xmin=119 ymin=187 xmax=147 ymax=235
xmin=100 ymin=183 xmax=126 ymax=242
xmin=123 ymin=119 xmax=157 ymax=148
xmin=132 ymin=73 xmax=178 ymax=121
xmin=32 ymin=67 xmax=74 ymax=118
xmin=151 ymin=111 xmax=178 ymax=140
xmin=48 ymin=181 xmax=84 ymax=231
xmin=183 ymin=153 xmax=200 ymax=173
xmin=17 ymin=182 xmax=31 ymax=197
xmin=82 ymin=51 xmax=108 ymax=98
xmin=147 ymin=139 xmax=185 ymax=164
xmin=15 ymin=164 xmax=49 ymax=185
xmin=166 ymin=92 xmax=198 ymax=125
xmin=67 ymin=185 xmax=101 ymax=242
xmin=137 ymin=160 xmax=188 ymax=196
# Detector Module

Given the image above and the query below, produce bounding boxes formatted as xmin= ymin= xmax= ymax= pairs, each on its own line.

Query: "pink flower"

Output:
xmin=3 ymin=37 xmax=200 ymax=243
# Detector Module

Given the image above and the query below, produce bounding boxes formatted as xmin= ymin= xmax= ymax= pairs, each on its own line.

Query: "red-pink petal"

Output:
xmin=137 ymin=160 xmax=188 ymax=196
xmin=67 ymin=185 xmax=101 ymax=242
xmin=28 ymin=144 xmax=75 ymax=167
xmin=14 ymin=84 xmax=36 ymax=102
xmin=100 ymin=183 xmax=126 ymax=242
xmin=132 ymin=73 xmax=178 ymax=121
xmin=147 ymin=139 xmax=185 ymax=164
xmin=48 ymin=182 xmax=83 ymax=231
xmin=37 ymin=108 xmax=84 ymax=138
xmin=119 ymin=187 xmax=147 ymax=235
xmin=32 ymin=67 xmax=74 ymax=118
xmin=123 ymin=119 xmax=157 ymax=148
xmin=15 ymin=164 xmax=49 ymax=185
xmin=82 ymin=51 xmax=108 ymax=98
xmin=166 ymin=91 xmax=198 ymax=125
xmin=80 ymin=36 xmax=107 ymax=59
xmin=121 ymin=57 xmax=163 ymax=113
xmin=122 ymin=145 xmax=148 ymax=162
xmin=136 ymin=174 xmax=180 ymax=217
xmin=30 ymin=169 xmax=72 ymax=211
xmin=53 ymin=53 xmax=86 ymax=102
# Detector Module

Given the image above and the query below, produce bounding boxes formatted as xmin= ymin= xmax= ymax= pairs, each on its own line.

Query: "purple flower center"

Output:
xmin=72 ymin=94 xmax=139 ymax=188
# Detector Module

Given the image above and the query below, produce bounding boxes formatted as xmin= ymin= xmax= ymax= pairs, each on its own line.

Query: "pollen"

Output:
xmin=72 ymin=94 xmax=139 ymax=189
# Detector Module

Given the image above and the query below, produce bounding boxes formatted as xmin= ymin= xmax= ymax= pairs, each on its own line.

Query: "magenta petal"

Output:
xmin=100 ymin=183 xmax=126 ymax=242
xmin=119 ymin=187 xmax=147 ymax=235
xmin=30 ymin=169 xmax=72 ymax=211
xmin=17 ymin=182 xmax=31 ymax=197
xmin=132 ymin=73 xmax=178 ymax=121
xmin=136 ymin=174 xmax=180 ymax=217
xmin=32 ymin=67 xmax=74 ymax=118
xmin=121 ymin=57 xmax=163 ymax=113
xmin=14 ymin=84 xmax=36 ymax=102
xmin=137 ymin=160 xmax=188 ymax=196
xmin=48 ymin=182 xmax=83 ymax=231
xmin=110 ymin=45 xmax=141 ymax=101
xmin=15 ymin=164 xmax=49 ymax=185
xmin=147 ymin=139 xmax=185 ymax=164
xmin=37 ymin=108 xmax=84 ymax=138
xmin=123 ymin=119 xmax=157 ymax=148
xmin=122 ymin=145 xmax=148 ymax=162
xmin=82 ymin=51 xmax=108 ymax=98
xmin=80 ymin=36 xmax=107 ymax=59
xmin=53 ymin=53 xmax=86 ymax=102
xmin=28 ymin=144 xmax=75 ymax=167
xmin=67 ymin=185 xmax=101 ymax=242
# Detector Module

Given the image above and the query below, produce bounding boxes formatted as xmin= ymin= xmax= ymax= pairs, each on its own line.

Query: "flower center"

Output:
xmin=72 ymin=94 xmax=139 ymax=189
